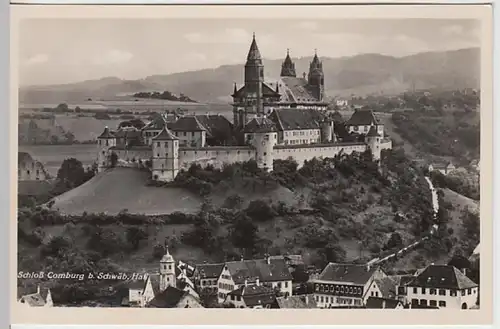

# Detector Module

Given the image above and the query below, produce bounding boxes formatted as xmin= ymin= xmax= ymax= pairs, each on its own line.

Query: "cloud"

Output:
xmin=297 ymin=21 xmax=319 ymax=31
xmin=23 ymin=54 xmax=49 ymax=66
xmin=92 ymin=49 xmax=133 ymax=65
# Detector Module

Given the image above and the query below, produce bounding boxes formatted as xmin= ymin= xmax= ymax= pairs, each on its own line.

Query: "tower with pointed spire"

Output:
xmin=243 ymin=33 xmax=264 ymax=118
xmin=308 ymin=49 xmax=325 ymax=101
xmin=159 ymin=244 xmax=176 ymax=291
xmin=280 ymin=49 xmax=296 ymax=77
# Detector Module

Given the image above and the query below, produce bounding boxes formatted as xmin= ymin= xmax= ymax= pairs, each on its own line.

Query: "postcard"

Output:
xmin=10 ymin=3 xmax=493 ymax=325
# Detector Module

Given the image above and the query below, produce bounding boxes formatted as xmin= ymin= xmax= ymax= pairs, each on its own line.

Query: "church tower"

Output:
xmin=308 ymin=50 xmax=325 ymax=101
xmin=244 ymin=33 xmax=264 ymax=119
xmin=280 ymin=49 xmax=296 ymax=77
xmin=159 ymin=246 xmax=176 ymax=291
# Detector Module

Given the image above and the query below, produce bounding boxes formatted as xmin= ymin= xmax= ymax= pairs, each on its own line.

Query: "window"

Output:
xmin=192 ymin=132 xmax=195 ymax=137
xmin=439 ymin=301 xmax=446 ymax=307
xmin=320 ymin=296 xmax=324 ymax=303
xmin=263 ymin=152 xmax=267 ymax=156
xmin=429 ymin=300 xmax=437 ymax=307
xmin=285 ymin=282 xmax=288 ymax=288
xmin=439 ymin=289 xmax=446 ymax=296
xmin=157 ymin=142 xmax=160 ymax=147
xmin=183 ymin=132 xmax=187 ymax=136
xmin=27 ymin=170 xmax=30 ymax=175
xmin=420 ymin=299 xmax=427 ymax=306
xmin=450 ymin=290 xmax=457 ymax=296
xmin=411 ymin=299 xmax=419 ymax=305
xmin=467 ymin=288 xmax=472 ymax=295
xmin=461 ymin=290 xmax=466 ymax=296
xmin=413 ymin=287 xmax=418 ymax=294
xmin=430 ymin=288 xmax=436 ymax=295
xmin=422 ymin=288 xmax=426 ymax=294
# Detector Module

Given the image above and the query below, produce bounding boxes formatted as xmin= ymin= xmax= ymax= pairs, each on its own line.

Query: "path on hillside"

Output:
xmin=366 ymin=176 xmax=439 ymax=266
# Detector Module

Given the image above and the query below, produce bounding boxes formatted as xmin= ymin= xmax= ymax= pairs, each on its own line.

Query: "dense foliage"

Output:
xmin=132 ymin=91 xmax=197 ymax=103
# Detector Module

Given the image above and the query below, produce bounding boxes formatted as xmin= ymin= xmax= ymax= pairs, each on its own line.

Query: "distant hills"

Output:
xmin=19 ymin=47 xmax=480 ymax=105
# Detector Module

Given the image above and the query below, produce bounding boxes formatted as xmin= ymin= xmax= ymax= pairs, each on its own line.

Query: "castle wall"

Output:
xmin=178 ymin=146 xmax=255 ymax=170
xmin=282 ymin=129 xmax=321 ymax=146
xmin=274 ymin=142 xmax=367 ymax=167
xmin=173 ymin=131 xmax=206 ymax=148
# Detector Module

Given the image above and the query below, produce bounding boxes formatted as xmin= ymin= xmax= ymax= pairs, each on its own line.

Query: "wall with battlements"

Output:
xmin=178 ymin=146 xmax=255 ymax=170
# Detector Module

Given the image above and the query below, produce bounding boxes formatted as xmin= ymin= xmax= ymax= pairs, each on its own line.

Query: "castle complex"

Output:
xmin=96 ymin=35 xmax=392 ymax=182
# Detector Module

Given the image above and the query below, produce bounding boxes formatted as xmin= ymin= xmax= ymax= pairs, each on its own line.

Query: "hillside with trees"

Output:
xmin=132 ymin=91 xmax=197 ymax=103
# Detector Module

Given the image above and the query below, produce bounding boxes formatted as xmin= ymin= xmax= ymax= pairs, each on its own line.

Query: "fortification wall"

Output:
xmin=109 ymin=148 xmax=152 ymax=169
xmin=274 ymin=142 xmax=367 ymax=167
xmin=178 ymin=146 xmax=255 ymax=170
xmin=380 ymin=139 xmax=392 ymax=150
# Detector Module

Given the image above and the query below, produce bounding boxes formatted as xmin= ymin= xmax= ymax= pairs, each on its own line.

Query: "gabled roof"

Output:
xmin=275 ymin=294 xmax=317 ymax=309
xmin=316 ymin=263 xmax=378 ymax=285
xmin=232 ymin=83 xmax=281 ymax=99
xmin=147 ymin=286 xmax=188 ymax=308
xmin=366 ymin=125 xmax=381 ymax=137
xmin=346 ymin=109 xmax=379 ymax=126
xmin=147 ymin=274 xmax=161 ymax=296
xmin=143 ymin=114 xmax=167 ymax=131
xmin=168 ymin=116 xmax=207 ymax=132
xmin=19 ymin=293 xmax=46 ymax=307
xmin=196 ymin=263 xmax=224 ymax=279
xmin=374 ymin=276 xmax=398 ymax=298
xmin=268 ymin=108 xmax=327 ymax=131
xmin=243 ymin=117 xmax=278 ymax=133
xmin=366 ymin=297 xmax=402 ymax=309
xmin=407 ymin=265 xmax=478 ymax=290
xmin=279 ymin=76 xmax=321 ymax=103
xmin=97 ymin=126 xmax=116 ymax=139
xmin=127 ymin=280 xmax=146 ymax=290
xmin=269 ymin=254 xmax=304 ymax=267
xmin=225 ymin=257 xmax=293 ymax=284
xmin=152 ymin=127 xmax=178 ymax=141
xmin=229 ymin=284 xmax=276 ymax=307
xmin=195 ymin=114 xmax=233 ymax=138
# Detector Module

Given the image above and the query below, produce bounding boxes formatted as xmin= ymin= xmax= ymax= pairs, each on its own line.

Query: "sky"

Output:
xmin=19 ymin=18 xmax=481 ymax=86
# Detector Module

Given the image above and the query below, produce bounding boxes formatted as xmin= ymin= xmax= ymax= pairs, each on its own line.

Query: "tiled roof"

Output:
xmin=345 ymin=109 xmax=379 ymax=126
xmin=97 ymin=126 xmax=116 ymax=139
xmin=127 ymin=280 xmax=146 ymax=290
xmin=366 ymin=125 xmax=381 ymax=137
xmin=316 ymin=263 xmax=377 ymax=285
xmin=143 ymin=114 xmax=167 ymax=131
xmin=147 ymin=286 xmax=187 ymax=308
xmin=269 ymin=108 xmax=327 ymax=131
xmin=229 ymin=284 xmax=276 ymax=307
xmin=275 ymin=294 xmax=317 ymax=309
xmin=374 ymin=277 xmax=398 ymax=298
xmin=148 ymin=274 xmax=161 ymax=296
xmin=195 ymin=114 xmax=233 ymax=138
xmin=196 ymin=263 xmax=224 ymax=279
xmin=233 ymin=83 xmax=280 ymax=99
xmin=243 ymin=117 xmax=278 ymax=133
xmin=269 ymin=255 xmax=304 ymax=266
xmin=388 ymin=274 xmax=415 ymax=287
xmin=225 ymin=258 xmax=293 ymax=284
xmin=168 ymin=116 xmax=207 ymax=132
xmin=365 ymin=297 xmax=402 ymax=309
xmin=407 ymin=265 xmax=478 ymax=290
xmin=152 ymin=127 xmax=178 ymax=141
xmin=280 ymin=76 xmax=320 ymax=103
xmin=114 ymin=128 xmax=142 ymax=139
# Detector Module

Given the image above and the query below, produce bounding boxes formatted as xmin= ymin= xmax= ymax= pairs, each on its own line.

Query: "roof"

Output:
xmin=366 ymin=125 xmax=381 ymax=137
xmin=246 ymin=34 xmax=262 ymax=63
xmin=19 ymin=293 xmax=46 ymax=307
xmin=275 ymin=294 xmax=317 ymax=309
xmin=143 ymin=114 xmax=167 ymax=131
xmin=196 ymin=263 xmax=224 ymax=279
xmin=316 ymin=263 xmax=377 ymax=285
xmin=229 ymin=284 xmax=276 ymax=307
xmin=195 ymin=114 xmax=233 ymax=138
xmin=147 ymin=274 xmax=161 ymax=296
xmin=279 ymin=76 xmax=321 ymax=102
xmin=168 ymin=116 xmax=207 ymax=132
xmin=331 ymin=110 xmax=345 ymax=123
xmin=97 ymin=126 xmax=115 ymax=139
xmin=345 ymin=109 xmax=379 ymax=126
xmin=269 ymin=255 xmax=304 ymax=267
xmin=388 ymin=274 xmax=415 ymax=287
xmin=160 ymin=248 xmax=175 ymax=262
xmin=127 ymin=280 xmax=146 ymax=290
xmin=152 ymin=127 xmax=178 ymax=141
xmin=147 ymin=286 xmax=188 ymax=308
xmin=374 ymin=276 xmax=398 ymax=298
xmin=225 ymin=258 xmax=293 ymax=284
xmin=269 ymin=108 xmax=327 ymax=131
xmin=366 ymin=297 xmax=402 ymax=309
xmin=243 ymin=117 xmax=278 ymax=133
xmin=407 ymin=265 xmax=478 ymax=290
xmin=430 ymin=162 xmax=454 ymax=170
xmin=114 ymin=128 xmax=142 ymax=139
xmin=233 ymin=82 xmax=280 ymax=99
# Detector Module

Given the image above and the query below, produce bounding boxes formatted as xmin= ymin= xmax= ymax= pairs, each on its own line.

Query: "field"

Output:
xmin=50 ymin=168 xmax=204 ymax=216
xmin=19 ymin=144 xmax=97 ymax=177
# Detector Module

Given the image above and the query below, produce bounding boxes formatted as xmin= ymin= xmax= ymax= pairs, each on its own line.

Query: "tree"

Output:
xmin=245 ymin=199 xmax=277 ymax=222
xmin=56 ymin=158 xmax=87 ymax=189
xmin=223 ymin=194 xmax=244 ymax=210
xmin=126 ymin=227 xmax=149 ymax=251
xmin=229 ymin=215 xmax=258 ymax=251
xmin=385 ymin=232 xmax=403 ymax=250
xmin=447 ymin=254 xmax=471 ymax=270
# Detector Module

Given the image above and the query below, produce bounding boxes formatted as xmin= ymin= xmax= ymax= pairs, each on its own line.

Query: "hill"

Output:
xmin=19 ymin=48 xmax=480 ymax=104
xmin=50 ymin=168 xmax=203 ymax=216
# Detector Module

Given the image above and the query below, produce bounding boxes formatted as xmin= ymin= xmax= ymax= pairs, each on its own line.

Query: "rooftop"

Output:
xmin=225 ymin=257 xmax=293 ymax=284
xmin=316 ymin=263 xmax=378 ymax=285
xmin=407 ymin=265 xmax=478 ymax=290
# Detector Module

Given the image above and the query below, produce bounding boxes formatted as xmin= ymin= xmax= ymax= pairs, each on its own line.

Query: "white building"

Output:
xmin=310 ymin=263 xmax=387 ymax=308
xmin=397 ymin=264 xmax=479 ymax=309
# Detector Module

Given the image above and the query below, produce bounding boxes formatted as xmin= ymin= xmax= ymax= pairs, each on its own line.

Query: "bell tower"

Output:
xmin=159 ymin=244 xmax=176 ymax=291
xmin=280 ymin=49 xmax=296 ymax=77
xmin=244 ymin=33 xmax=264 ymax=120
xmin=308 ymin=49 xmax=325 ymax=101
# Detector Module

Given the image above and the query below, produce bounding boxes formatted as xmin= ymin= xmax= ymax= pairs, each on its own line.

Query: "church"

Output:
xmin=231 ymin=33 xmax=328 ymax=129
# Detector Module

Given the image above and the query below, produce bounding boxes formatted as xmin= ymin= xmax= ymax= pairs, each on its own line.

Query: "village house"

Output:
xmin=217 ymin=256 xmax=293 ymax=304
xmin=365 ymin=296 xmax=404 ymax=309
xmin=18 ymin=285 xmax=53 ymax=307
xmin=397 ymin=264 xmax=479 ymax=309
xmin=194 ymin=263 xmax=224 ymax=294
xmin=147 ymin=286 xmax=203 ymax=308
xmin=274 ymin=294 xmax=317 ymax=309
xmin=225 ymin=283 xmax=276 ymax=309
xmin=310 ymin=263 xmax=387 ymax=308
xmin=344 ymin=108 xmax=384 ymax=136
xmin=428 ymin=162 xmax=456 ymax=175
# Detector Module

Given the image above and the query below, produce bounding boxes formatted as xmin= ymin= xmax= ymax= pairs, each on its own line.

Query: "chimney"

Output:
xmin=382 ymin=300 xmax=386 ymax=309
xmin=37 ymin=285 xmax=40 ymax=294
xmin=255 ymin=278 xmax=260 ymax=286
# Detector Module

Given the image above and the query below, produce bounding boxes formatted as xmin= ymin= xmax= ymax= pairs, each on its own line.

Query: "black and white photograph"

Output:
xmin=12 ymin=4 xmax=491 ymax=322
